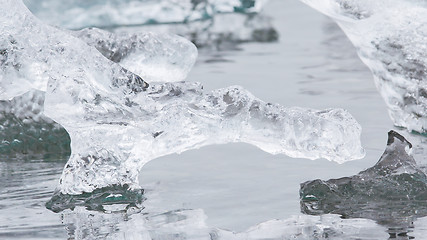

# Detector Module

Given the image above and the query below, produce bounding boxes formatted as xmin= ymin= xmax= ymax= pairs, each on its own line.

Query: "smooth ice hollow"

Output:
xmin=2 ymin=0 xmax=364 ymax=195
xmin=299 ymin=0 xmax=427 ymax=133
xmin=23 ymin=0 xmax=270 ymax=29
xmin=300 ymin=130 xmax=427 ymax=228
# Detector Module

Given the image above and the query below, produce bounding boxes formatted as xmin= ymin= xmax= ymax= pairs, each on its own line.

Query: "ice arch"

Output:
xmin=1 ymin=0 xmax=364 ymax=195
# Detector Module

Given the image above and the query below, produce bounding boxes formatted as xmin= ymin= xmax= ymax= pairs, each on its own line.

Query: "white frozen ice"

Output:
xmin=23 ymin=0 xmax=270 ymax=29
xmin=299 ymin=0 xmax=427 ymax=133
xmin=1 ymin=0 xmax=365 ymax=195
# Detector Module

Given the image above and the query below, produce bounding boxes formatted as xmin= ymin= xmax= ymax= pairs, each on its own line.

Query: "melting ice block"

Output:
xmin=0 ymin=0 xmax=148 ymax=101
xmin=45 ymin=81 xmax=365 ymax=194
xmin=299 ymin=0 xmax=427 ymax=133
xmin=300 ymin=130 xmax=427 ymax=228
xmin=2 ymin=0 xmax=365 ymax=196
xmin=72 ymin=28 xmax=198 ymax=83
xmin=23 ymin=0 xmax=269 ymax=29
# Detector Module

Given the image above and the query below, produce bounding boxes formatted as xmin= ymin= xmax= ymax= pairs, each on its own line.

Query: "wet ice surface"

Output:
xmin=299 ymin=0 xmax=427 ymax=133
xmin=1 ymin=0 xmax=427 ymax=239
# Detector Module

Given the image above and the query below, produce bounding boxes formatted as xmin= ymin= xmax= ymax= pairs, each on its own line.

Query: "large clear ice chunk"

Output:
xmin=0 ymin=0 xmax=148 ymax=101
xmin=72 ymin=28 xmax=198 ymax=83
xmin=299 ymin=0 xmax=427 ymax=133
xmin=2 ymin=0 xmax=365 ymax=196
xmin=300 ymin=130 xmax=427 ymax=231
xmin=46 ymin=81 xmax=365 ymax=194
xmin=23 ymin=0 xmax=269 ymax=29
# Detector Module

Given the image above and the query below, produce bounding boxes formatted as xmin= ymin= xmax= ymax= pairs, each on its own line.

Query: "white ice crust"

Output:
xmin=1 ymin=0 xmax=365 ymax=194
xmin=299 ymin=0 xmax=427 ymax=133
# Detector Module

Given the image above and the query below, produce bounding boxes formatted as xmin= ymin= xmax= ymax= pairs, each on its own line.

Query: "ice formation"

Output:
xmin=1 ymin=0 xmax=364 ymax=196
xmin=299 ymin=0 xmax=427 ymax=133
xmin=23 ymin=0 xmax=269 ymax=29
xmin=300 ymin=130 xmax=427 ymax=228
xmin=47 ymin=81 xmax=365 ymax=194
xmin=72 ymin=28 xmax=198 ymax=83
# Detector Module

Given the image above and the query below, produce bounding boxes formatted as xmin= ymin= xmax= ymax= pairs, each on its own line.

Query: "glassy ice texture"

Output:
xmin=299 ymin=0 xmax=427 ymax=133
xmin=300 ymin=131 xmax=427 ymax=233
xmin=46 ymin=80 xmax=365 ymax=195
xmin=1 ymin=0 xmax=365 ymax=197
xmin=72 ymin=28 xmax=198 ymax=83
xmin=0 ymin=0 xmax=148 ymax=101
xmin=23 ymin=0 xmax=269 ymax=29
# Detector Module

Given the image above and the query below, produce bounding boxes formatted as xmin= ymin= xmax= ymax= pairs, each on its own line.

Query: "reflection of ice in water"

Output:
xmin=62 ymin=207 xmax=388 ymax=239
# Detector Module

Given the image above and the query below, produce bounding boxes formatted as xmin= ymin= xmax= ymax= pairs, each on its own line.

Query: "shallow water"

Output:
xmin=1 ymin=0 xmax=426 ymax=239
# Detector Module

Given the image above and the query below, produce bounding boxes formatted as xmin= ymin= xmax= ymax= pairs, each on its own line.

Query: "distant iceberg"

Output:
xmin=1 ymin=0 xmax=364 ymax=196
xmin=23 ymin=0 xmax=270 ymax=29
xmin=299 ymin=0 xmax=427 ymax=133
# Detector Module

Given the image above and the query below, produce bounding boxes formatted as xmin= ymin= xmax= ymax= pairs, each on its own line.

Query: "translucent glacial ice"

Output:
xmin=0 ymin=28 xmax=198 ymax=156
xmin=23 ymin=0 xmax=269 ymax=29
xmin=299 ymin=0 xmax=427 ymax=133
xmin=300 ymin=131 xmax=427 ymax=230
xmin=46 ymin=81 xmax=365 ymax=195
xmin=72 ymin=28 xmax=198 ymax=83
xmin=2 ymin=0 xmax=364 ymax=196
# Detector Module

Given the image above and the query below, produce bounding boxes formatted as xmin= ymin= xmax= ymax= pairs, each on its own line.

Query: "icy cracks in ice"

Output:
xmin=1 ymin=0 xmax=364 ymax=195
xmin=299 ymin=0 xmax=427 ymax=133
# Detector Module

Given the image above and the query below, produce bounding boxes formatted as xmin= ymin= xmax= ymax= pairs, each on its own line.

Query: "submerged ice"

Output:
xmin=299 ymin=0 xmax=427 ymax=133
xmin=300 ymin=130 xmax=427 ymax=229
xmin=1 ymin=0 xmax=365 ymax=196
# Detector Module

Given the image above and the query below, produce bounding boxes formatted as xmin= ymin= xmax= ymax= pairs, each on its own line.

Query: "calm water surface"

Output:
xmin=1 ymin=0 xmax=426 ymax=239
